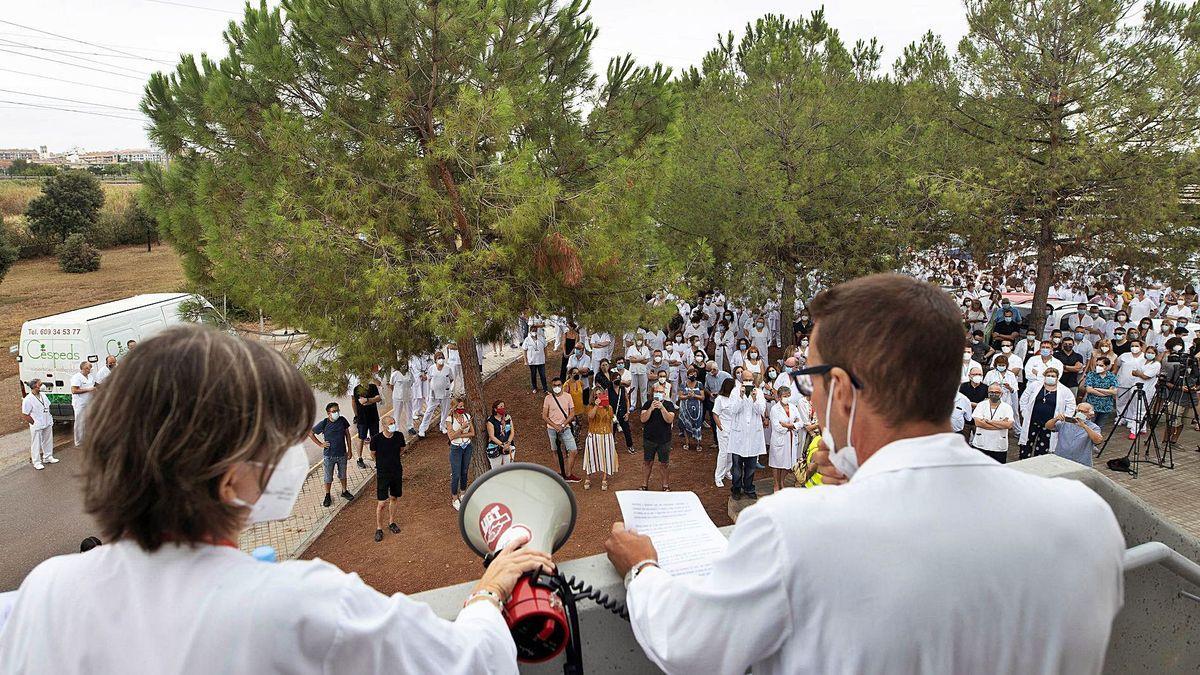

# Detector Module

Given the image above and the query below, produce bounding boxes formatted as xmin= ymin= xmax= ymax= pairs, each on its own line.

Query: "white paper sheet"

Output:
xmin=615 ymin=490 xmax=728 ymax=577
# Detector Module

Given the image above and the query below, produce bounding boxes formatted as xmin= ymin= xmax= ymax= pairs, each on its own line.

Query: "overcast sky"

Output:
xmin=0 ymin=0 xmax=968 ymax=151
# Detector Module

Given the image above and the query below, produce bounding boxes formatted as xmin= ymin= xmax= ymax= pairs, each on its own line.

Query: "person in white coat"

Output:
xmin=520 ymin=328 xmax=548 ymax=393
xmin=710 ymin=378 xmax=736 ymax=488
xmin=983 ymin=356 xmax=1021 ymax=437
xmin=408 ymin=353 xmax=431 ymax=420
xmin=0 ymin=325 xmax=553 ymax=675
xmin=1114 ymin=342 xmax=1160 ymax=437
xmin=625 ymin=338 xmax=651 ymax=408
xmin=417 ymin=353 xmax=455 ymax=437
xmin=604 ymin=274 xmax=1123 ymax=675
xmin=1023 ymin=340 xmax=1063 ymax=385
xmin=724 ymin=372 xmax=767 ymax=500
xmin=1019 ymin=369 xmax=1076 ymax=458
xmin=389 ymin=365 xmax=415 ymax=435
xmin=713 ymin=322 xmax=736 ymax=371
xmin=69 ymin=361 xmax=97 ymax=447
xmin=748 ymin=319 xmax=771 ymax=359
xmin=768 ymin=387 xmax=804 ymax=492
xmin=21 ymin=379 xmax=56 ymax=470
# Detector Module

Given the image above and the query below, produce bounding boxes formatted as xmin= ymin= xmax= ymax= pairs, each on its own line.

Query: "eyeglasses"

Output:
xmin=791 ymin=364 xmax=863 ymax=397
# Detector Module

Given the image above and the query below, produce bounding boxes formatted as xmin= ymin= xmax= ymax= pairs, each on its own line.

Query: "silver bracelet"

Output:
xmin=464 ymin=589 xmax=503 ymax=611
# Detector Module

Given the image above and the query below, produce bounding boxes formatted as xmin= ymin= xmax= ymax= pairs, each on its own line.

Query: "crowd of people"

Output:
xmin=294 ymin=249 xmax=1199 ymax=543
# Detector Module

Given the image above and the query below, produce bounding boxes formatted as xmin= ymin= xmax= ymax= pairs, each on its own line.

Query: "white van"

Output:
xmin=15 ymin=293 xmax=209 ymax=420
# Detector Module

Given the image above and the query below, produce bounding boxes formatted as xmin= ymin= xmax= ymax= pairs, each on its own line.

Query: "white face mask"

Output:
xmin=970 ymin=375 xmax=982 ymax=384
xmin=1131 ymin=347 xmax=1141 ymax=355
xmin=387 ymin=423 xmax=398 ymax=433
xmin=230 ymin=444 xmax=309 ymax=525
xmin=1044 ymin=375 xmax=1058 ymax=386
xmin=821 ymin=378 xmax=859 ymax=479
xmin=329 ymin=411 xmax=340 ymax=421
xmin=552 ymin=385 xmax=562 ymax=394
xmin=1001 ymin=346 xmax=1011 ymax=353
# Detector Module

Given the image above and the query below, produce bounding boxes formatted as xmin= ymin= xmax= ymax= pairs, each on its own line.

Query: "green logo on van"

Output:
xmin=24 ymin=339 xmax=80 ymax=362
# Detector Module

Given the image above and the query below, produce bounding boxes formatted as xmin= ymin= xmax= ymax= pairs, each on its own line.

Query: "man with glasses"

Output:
xmin=604 ymin=274 xmax=1123 ymax=674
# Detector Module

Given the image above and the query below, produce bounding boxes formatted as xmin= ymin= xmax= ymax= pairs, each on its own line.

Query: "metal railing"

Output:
xmin=1123 ymin=542 xmax=1200 ymax=603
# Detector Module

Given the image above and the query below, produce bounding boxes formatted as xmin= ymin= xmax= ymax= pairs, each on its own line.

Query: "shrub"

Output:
xmin=56 ymin=233 xmax=101 ymax=273
xmin=26 ymin=170 xmax=105 ymax=241
xmin=5 ymin=219 xmax=57 ymax=259
xmin=0 ymin=216 xmax=18 ymax=283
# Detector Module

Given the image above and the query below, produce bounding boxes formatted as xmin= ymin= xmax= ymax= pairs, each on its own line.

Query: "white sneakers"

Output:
xmin=33 ymin=461 xmax=44 ymax=470
xmin=452 ymin=497 xmax=461 ymax=511
xmin=32 ymin=456 xmax=60 ymax=470
xmin=45 ymin=457 xmax=60 ymax=464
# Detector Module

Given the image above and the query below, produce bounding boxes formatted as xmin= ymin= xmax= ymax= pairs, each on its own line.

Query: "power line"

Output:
xmin=0 ymin=18 xmax=164 ymax=63
xmin=0 ymin=88 xmax=140 ymax=112
xmin=0 ymin=39 xmax=154 ymax=76
xmin=0 ymin=67 xmax=141 ymax=95
xmin=144 ymin=0 xmax=241 ymax=15
xmin=0 ymin=39 xmax=174 ymax=65
xmin=0 ymin=32 xmax=184 ymax=56
xmin=0 ymin=48 xmax=148 ymax=81
xmin=0 ymin=98 xmax=144 ymax=122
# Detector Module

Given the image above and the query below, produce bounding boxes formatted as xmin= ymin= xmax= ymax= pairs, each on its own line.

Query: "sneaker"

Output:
xmin=566 ymin=474 xmax=582 ymax=483
xmin=388 ymin=522 xmax=400 ymax=534
xmin=452 ymin=498 xmax=461 ymax=511
xmin=33 ymin=461 xmax=44 ymax=471
xmin=44 ymin=457 xmax=60 ymax=464
xmin=418 ymin=431 xmax=426 ymax=439
xmin=356 ymin=458 xmax=367 ymax=468
xmin=374 ymin=529 xmax=384 ymax=542
xmin=322 ymin=494 xmax=332 ymax=507
xmin=341 ymin=490 xmax=355 ymax=501
xmin=408 ymin=428 xmax=417 ymax=436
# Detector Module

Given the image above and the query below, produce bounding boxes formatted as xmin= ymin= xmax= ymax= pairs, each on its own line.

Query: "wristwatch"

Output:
xmin=624 ymin=559 xmax=660 ymax=589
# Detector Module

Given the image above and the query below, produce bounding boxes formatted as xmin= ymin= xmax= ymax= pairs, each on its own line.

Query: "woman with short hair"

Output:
xmin=0 ymin=325 xmax=550 ymax=674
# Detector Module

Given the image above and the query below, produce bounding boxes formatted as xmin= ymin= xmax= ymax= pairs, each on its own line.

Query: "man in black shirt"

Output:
xmin=1055 ymin=338 xmax=1085 ymax=389
xmin=639 ymin=383 xmax=677 ymax=491
xmin=352 ymin=375 xmax=383 ymax=468
xmin=991 ymin=310 xmax=1022 ymax=349
xmin=370 ymin=413 xmax=406 ymax=542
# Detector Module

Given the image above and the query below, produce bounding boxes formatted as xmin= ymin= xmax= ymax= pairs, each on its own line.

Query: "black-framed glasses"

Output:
xmin=790 ymin=364 xmax=862 ymax=397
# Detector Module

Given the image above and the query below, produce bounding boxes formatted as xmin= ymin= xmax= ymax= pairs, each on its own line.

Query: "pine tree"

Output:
xmin=141 ymin=0 xmax=686 ymax=476
xmin=900 ymin=0 xmax=1200 ymax=331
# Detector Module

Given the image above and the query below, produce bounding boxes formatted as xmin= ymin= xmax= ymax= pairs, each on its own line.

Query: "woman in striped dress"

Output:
xmin=583 ymin=389 xmax=618 ymax=490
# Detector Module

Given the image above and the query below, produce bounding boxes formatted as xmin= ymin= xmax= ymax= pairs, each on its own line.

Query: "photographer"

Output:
xmin=0 ymin=326 xmax=551 ymax=674
xmin=1159 ymin=338 xmax=1199 ymax=447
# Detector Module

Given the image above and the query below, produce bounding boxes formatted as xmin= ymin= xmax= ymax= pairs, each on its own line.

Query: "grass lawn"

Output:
xmin=0 ymin=245 xmax=186 ymax=434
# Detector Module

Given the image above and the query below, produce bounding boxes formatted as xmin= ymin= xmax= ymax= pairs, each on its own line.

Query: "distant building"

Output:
xmin=25 ymin=147 xmax=166 ymax=167
xmin=0 ymin=148 xmax=39 ymax=161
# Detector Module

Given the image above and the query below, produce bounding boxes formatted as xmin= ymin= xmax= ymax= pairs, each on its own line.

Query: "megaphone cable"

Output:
xmin=563 ymin=573 xmax=629 ymax=621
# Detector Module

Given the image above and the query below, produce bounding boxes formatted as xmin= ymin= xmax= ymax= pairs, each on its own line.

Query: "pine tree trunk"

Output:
xmin=456 ymin=332 xmax=494 ymax=481
xmin=1029 ymin=223 xmax=1056 ymax=336
xmin=780 ymin=269 xmax=797 ymax=350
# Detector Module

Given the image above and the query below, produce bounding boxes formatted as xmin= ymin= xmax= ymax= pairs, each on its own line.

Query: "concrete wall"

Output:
xmin=412 ymin=457 xmax=1199 ymax=674
xmin=1009 ymin=455 xmax=1200 ymax=673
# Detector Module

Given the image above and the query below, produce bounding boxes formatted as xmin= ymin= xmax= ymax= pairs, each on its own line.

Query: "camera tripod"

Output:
xmin=1149 ymin=355 xmax=1200 ymax=466
xmin=1097 ymin=383 xmax=1159 ymax=478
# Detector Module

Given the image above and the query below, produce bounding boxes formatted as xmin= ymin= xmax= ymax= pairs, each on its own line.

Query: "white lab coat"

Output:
xmin=626 ymin=433 xmax=1124 ymax=675
xmin=1023 ymin=355 xmax=1064 ymax=385
xmin=767 ymin=401 xmax=803 ymax=469
xmin=720 ymin=387 xmax=766 ymax=458
xmin=1018 ymin=382 xmax=1077 ymax=453
xmin=0 ymin=541 xmax=517 ymax=674
xmin=971 ymin=400 xmax=1015 ymax=452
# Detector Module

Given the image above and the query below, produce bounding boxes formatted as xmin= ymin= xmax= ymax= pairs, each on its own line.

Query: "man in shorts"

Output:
xmin=310 ymin=402 xmax=354 ymax=507
xmin=639 ymin=383 xmax=676 ymax=491
xmin=351 ymin=374 xmax=383 ymax=468
xmin=370 ymin=414 xmax=406 ymax=542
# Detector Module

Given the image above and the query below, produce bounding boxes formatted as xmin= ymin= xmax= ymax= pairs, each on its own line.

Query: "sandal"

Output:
xmin=638 ymin=485 xmax=648 ymax=491
xmin=662 ymin=485 xmax=670 ymax=491
xmin=601 ymin=481 xmax=608 ymax=491
xmin=583 ymin=479 xmax=591 ymax=490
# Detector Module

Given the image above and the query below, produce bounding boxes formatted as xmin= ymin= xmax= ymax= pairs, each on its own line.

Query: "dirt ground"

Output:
xmin=0 ymin=245 xmax=186 ymax=434
xmin=303 ymin=348 xmax=748 ymax=596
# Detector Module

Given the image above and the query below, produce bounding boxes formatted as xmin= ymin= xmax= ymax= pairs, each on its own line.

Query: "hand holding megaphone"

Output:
xmin=473 ymin=534 xmax=555 ymax=602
